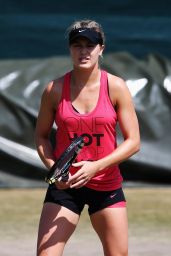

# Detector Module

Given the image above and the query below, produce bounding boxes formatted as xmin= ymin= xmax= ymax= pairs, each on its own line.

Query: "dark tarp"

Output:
xmin=0 ymin=53 xmax=171 ymax=187
xmin=0 ymin=0 xmax=171 ymax=187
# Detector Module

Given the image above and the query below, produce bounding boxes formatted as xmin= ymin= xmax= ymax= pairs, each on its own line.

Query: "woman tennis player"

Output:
xmin=35 ymin=19 xmax=140 ymax=256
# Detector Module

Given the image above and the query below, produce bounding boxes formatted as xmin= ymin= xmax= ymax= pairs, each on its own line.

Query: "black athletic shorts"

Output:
xmin=44 ymin=184 xmax=126 ymax=215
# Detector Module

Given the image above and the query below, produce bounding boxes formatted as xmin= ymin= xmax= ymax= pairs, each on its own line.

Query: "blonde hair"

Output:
xmin=66 ymin=19 xmax=105 ymax=45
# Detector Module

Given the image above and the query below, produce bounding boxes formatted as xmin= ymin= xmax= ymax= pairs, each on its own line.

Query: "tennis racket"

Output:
xmin=45 ymin=136 xmax=85 ymax=184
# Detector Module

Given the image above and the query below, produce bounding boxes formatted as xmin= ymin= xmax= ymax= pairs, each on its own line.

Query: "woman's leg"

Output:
xmin=90 ymin=207 xmax=128 ymax=256
xmin=37 ymin=202 xmax=80 ymax=256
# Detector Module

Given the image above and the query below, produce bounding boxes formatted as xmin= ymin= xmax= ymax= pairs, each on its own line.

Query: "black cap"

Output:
xmin=69 ymin=28 xmax=103 ymax=45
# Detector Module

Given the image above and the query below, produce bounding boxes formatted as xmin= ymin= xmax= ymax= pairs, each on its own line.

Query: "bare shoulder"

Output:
xmin=107 ymin=72 xmax=131 ymax=105
xmin=42 ymin=75 xmax=65 ymax=110
xmin=107 ymin=72 xmax=127 ymax=92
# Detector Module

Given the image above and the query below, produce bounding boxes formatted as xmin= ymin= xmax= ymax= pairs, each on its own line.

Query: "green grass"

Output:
xmin=0 ymin=189 xmax=45 ymax=238
xmin=126 ymin=188 xmax=171 ymax=228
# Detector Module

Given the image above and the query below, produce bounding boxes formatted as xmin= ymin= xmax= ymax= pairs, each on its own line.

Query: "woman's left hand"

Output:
xmin=68 ymin=161 xmax=99 ymax=189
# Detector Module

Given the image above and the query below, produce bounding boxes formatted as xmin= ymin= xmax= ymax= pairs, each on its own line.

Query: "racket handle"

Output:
xmin=61 ymin=173 xmax=69 ymax=182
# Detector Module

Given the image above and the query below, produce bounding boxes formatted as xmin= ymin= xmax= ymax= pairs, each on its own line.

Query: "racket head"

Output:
xmin=45 ymin=136 xmax=85 ymax=184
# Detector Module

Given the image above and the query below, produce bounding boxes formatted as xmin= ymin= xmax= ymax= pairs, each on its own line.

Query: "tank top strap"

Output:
xmin=61 ymin=71 xmax=71 ymax=100
xmin=100 ymin=69 xmax=109 ymax=98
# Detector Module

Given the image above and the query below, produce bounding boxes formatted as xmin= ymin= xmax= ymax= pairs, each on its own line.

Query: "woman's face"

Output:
xmin=69 ymin=37 xmax=104 ymax=69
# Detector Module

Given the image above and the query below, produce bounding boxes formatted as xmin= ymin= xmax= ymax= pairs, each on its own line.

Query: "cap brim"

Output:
xmin=69 ymin=29 xmax=103 ymax=45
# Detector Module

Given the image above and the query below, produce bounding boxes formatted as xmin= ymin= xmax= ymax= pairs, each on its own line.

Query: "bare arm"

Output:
xmin=35 ymin=80 xmax=60 ymax=170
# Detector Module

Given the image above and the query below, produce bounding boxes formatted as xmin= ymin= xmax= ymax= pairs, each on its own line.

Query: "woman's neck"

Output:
xmin=71 ymin=66 xmax=101 ymax=89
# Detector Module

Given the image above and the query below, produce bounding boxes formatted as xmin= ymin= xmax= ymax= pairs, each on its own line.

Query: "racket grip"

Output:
xmin=61 ymin=173 xmax=69 ymax=182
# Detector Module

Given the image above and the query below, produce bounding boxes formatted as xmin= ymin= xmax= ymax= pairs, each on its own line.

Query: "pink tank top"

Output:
xmin=53 ymin=70 xmax=123 ymax=191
